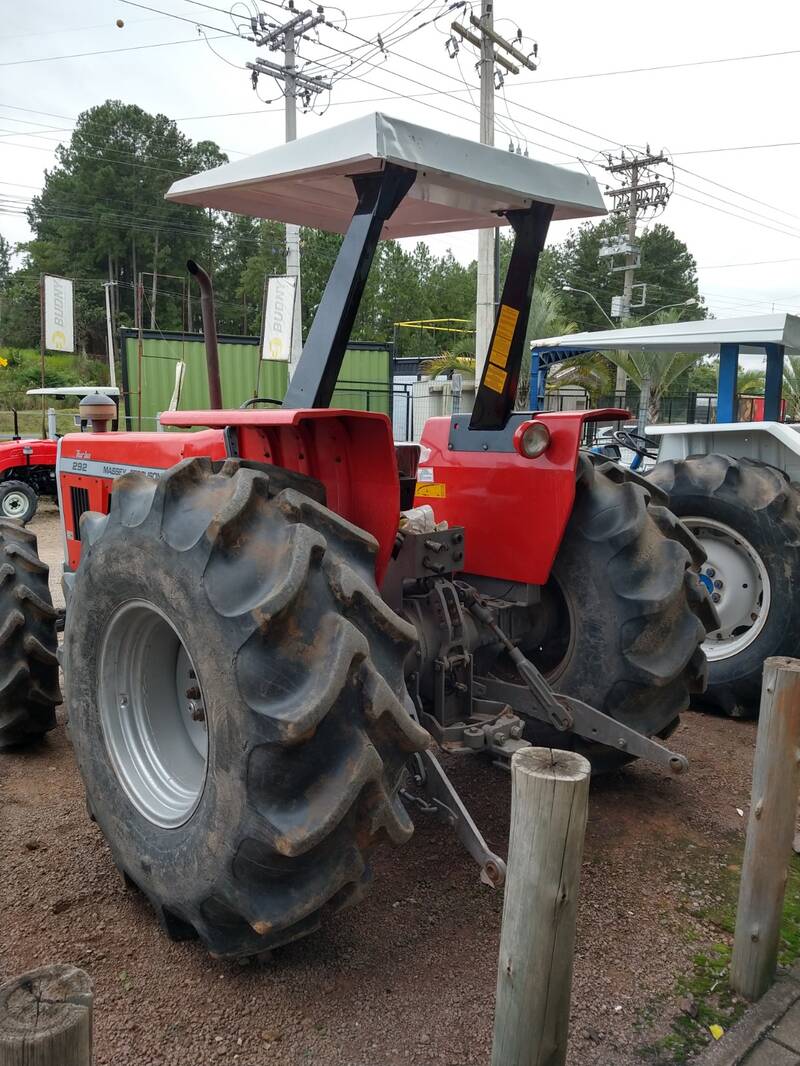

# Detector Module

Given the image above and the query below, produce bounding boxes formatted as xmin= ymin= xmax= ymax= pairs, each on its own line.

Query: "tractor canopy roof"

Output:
xmin=165 ymin=112 xmax=606 ymax=239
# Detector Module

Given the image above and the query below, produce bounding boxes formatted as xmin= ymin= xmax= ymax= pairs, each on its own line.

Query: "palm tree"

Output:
xmin=544 ymin=353 xmax=616 ymax=405
xmin=783 ymin=355 xmax=800 ymax=420
xmin=737 ymin=368 xmax=765 ymax=395
xmin=421 ymin=352 xmax=476 ymax=377
xmin=603 ymin=308 xmax=705 ymax=428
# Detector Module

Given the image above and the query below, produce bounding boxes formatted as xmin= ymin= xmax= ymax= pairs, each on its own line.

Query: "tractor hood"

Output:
xmin=165 ymin=112 xmax=606 ymax=239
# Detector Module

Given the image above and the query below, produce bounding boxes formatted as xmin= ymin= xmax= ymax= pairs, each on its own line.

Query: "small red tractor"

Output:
xmin=0 ymin=388 xmax=122 ymax=525
xmin=0 ymin=430 xmax=56 ymax=525
xmin=0 ymin=115 xmax=714 ymax=958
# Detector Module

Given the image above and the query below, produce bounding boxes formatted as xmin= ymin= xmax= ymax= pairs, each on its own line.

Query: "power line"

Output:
xmin=673 ymin=163 xmax=800 ymax=225
xmin=514 ymin=45 xmax=800 ymax=86
xmin=673 ymin=141 xmax=800 ymax=157
xmin=673 ymin=190 xmax=800 ymax=243
xmin=5 ymin=5 xmax=800 ymax=293
xmin=117 ymin=0 xmax=243 ymax=38
xmin=699 ymin=257 xmax=800 ymax=271
xmin=3 ymin=14 xmax=169 ymax=40
xmin=0 ymin=33 xmax=231 ymax=67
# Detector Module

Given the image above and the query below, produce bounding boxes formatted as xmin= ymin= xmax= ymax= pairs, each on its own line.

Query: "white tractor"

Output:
xmin=532 ymin=312 xmax=800 ymax=716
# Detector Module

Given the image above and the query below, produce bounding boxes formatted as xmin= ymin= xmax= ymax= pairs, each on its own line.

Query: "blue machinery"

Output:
xmin=528 ymin=339 xmax=787 ymax=422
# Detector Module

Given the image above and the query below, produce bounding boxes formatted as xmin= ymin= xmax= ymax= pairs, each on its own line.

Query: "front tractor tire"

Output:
xmin=648 ymin=454 xmax=800 ymax=717
xmin=0 ymin=481 xmax=38 ymax=525
xmin=526 ymin=456 xmax=716 ymax=770
xmin=64 ymin=458 xmax=429 ymax=959
xmin=0 ymin=520 xmax=61 ymax=749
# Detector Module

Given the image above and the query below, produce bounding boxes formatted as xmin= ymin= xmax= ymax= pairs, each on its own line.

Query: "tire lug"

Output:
xmin=706 ymin=567 xmax=716 ymax=578
xmin=713 ymin=580 xmax=723 ymax=589
xmin=711 ymin=592 xmax=721 ymax=604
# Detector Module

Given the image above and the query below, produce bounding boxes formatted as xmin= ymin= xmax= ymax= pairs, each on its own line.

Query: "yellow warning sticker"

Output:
xmin=483 ymin=363 xmax=507 ymax=394
xmin=416 ymin=482 xmax=446 ymax=498
xmin=488 ymin=304 xmax=520 ymax=368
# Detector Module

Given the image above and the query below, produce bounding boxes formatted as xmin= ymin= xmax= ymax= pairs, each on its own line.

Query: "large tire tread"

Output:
xmin=648 ymin=454 xmax=800 ymax=715
xmin=66 ymin=458 xmax=429 ymax=958
xmin=531 ymin=455 xmax=714 ymax=769
xmin=0 ymin=519 xmax=60 ymax=749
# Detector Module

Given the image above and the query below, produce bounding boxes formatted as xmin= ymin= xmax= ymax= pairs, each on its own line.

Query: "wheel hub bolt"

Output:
xmin=706 ymin=567 xmax=716 ymax=578
xmin=188 ymin=700 xmax=205 ymax=722
xmin=185 ymin=685 xmax=201 ymax=700
xmin=712 ymin=592 xmax=721 ymax=604
xmin=713 ymin=579 xmax=723 ymax=590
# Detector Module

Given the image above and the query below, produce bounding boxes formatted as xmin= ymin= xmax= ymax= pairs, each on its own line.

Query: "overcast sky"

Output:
xmin=3 ymin=0 xmax=800 ymax=330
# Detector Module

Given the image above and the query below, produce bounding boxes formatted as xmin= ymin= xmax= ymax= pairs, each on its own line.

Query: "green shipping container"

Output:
xmin=119 ymin=330 xmax=392 ymax=428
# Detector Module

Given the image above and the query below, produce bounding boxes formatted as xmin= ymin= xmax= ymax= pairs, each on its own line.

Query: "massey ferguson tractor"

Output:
xmin=0 ymin=115 xmax=715 ymax=958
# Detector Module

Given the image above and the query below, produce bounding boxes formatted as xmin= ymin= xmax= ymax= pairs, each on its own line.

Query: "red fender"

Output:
xmin=414 ymin=409 xmax=630 ymax=586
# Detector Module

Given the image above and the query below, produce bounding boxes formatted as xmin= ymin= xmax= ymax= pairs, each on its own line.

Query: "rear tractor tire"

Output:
xmin=648 ymin=454 xmax=800 ymax=717
xmin=64 ymin=457 xmax=430 ymax=959
xmin=524 ymin=456 xmax=716 ymax=770
xmin=0 ymin=520 xmax=61 ymax=749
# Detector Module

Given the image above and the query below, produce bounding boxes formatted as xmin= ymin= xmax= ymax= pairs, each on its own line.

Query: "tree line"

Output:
xmin=0 ymin=100 xmax=705 ymax=374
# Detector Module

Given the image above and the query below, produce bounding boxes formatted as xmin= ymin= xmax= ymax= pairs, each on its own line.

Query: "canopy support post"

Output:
xmin=717 ymin=342 xmax=739 ymax=424
xmin=764 ymin=344 xmax=784 ymax=422
xmin=470 ymin=203 xmax=554 ymax=432
xmin=282 ymin=163 xmax=416 ymax=410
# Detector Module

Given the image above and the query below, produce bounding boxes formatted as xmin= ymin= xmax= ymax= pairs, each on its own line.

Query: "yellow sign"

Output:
xmin=416 ymin=482 xmax=446 ymax=498
xmin=488 ymin=304 xmax=519 ymax=368
xmin=483 ymin=363 xmax=507 ymax=394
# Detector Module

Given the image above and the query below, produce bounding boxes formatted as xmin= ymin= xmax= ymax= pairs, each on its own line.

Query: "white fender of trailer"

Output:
xmin=649 ymin=422 xmax=800 ymax=482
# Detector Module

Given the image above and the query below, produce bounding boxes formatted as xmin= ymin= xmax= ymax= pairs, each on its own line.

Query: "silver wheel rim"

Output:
xmin=1 ymin=490 xmax=29 ymax=518
xmin=98 ymin=600 xmax=208 ymax=828
xmin=683 ymin=517 xmax=771 ymax=662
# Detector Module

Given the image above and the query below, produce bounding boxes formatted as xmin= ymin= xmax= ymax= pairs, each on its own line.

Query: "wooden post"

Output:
xmin=732 ymin=656 xmax=800 ymax=1001
xmin=492 ymin=747 xmax=591 ymax=1066
xmin=0 ymin=964 xmax=92 ymax=1065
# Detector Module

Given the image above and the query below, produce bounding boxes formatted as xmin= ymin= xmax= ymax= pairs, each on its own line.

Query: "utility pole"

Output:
xmin=605 ymin=152 xmax=668 ymax=319
xmin=450 ymin=6 xmax=538 ymax=384
xmin=475 ymin=1 xmax=495 ymax=389
xmin=603 ymin=150 xmax=670 ymax=403
xmin=247 ymin=9 xmax=331 ymax=375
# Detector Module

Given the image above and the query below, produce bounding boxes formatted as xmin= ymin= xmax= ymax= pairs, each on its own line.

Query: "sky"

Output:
xmin=3 ymin=0 xmax=800 ymax=332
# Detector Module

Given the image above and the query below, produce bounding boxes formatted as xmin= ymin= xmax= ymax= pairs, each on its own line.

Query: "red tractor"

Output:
xmin=0 ymin=388 xmax=122 ymax=526
xmin=1 ymin=115 xmax=714 ymax=958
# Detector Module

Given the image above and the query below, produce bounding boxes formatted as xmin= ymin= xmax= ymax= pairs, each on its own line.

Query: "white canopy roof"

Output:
xmin=165 ymin=112 xmax=606 ymax=238
xmin=26 ymin=386 xmax=120 ymax=397
xmin=532 ymin=314 xmax=800 ymax=355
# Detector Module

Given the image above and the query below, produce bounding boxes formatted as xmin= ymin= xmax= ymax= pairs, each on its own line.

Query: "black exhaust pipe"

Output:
xmin=187 ymin=259 xmax=223 ymax=410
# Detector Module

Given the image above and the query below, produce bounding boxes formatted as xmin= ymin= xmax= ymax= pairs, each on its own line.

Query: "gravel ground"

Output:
xmin=0 ymin=504 xmax=758 ymax=1066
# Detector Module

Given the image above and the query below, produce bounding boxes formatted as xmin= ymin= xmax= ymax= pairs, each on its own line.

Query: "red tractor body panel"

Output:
xmin=60 ymin=408 xmax=401 ymax=581
xmin=414 ymin=409 xmax=630 ymax=585
xmin=0 ymin=438 xmax=58 ymax=471
xmin=60 ymin=404 xmax=626 ymax=589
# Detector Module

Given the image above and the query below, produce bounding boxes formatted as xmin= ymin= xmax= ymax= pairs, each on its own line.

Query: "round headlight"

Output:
xmin=515 ymin=420 xmax=550 ymax=459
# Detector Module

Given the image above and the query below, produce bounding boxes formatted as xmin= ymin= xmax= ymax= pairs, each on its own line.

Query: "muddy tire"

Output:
xmin=526 ymin=456 xmax=715 ymax=770
xmin=0 ymin=520 xmax=61 ymax=749
xmin=63 ymin=457 xmax=429 ymax=959
xmin=648 ymin=454 xmax=800 ymax=717
xmin=0 ymin=481 xmax=38 ymax=525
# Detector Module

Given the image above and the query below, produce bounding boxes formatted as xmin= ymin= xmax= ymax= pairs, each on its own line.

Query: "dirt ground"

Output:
xmin=0 ymin=504 xmax=758 ymax=1066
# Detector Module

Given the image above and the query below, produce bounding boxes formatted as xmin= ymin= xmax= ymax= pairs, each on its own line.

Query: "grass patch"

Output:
xmin=639 ymin=853 xmax=800 ymax=1063
xmin=0 ymin=347 xmax=109 ymax=410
